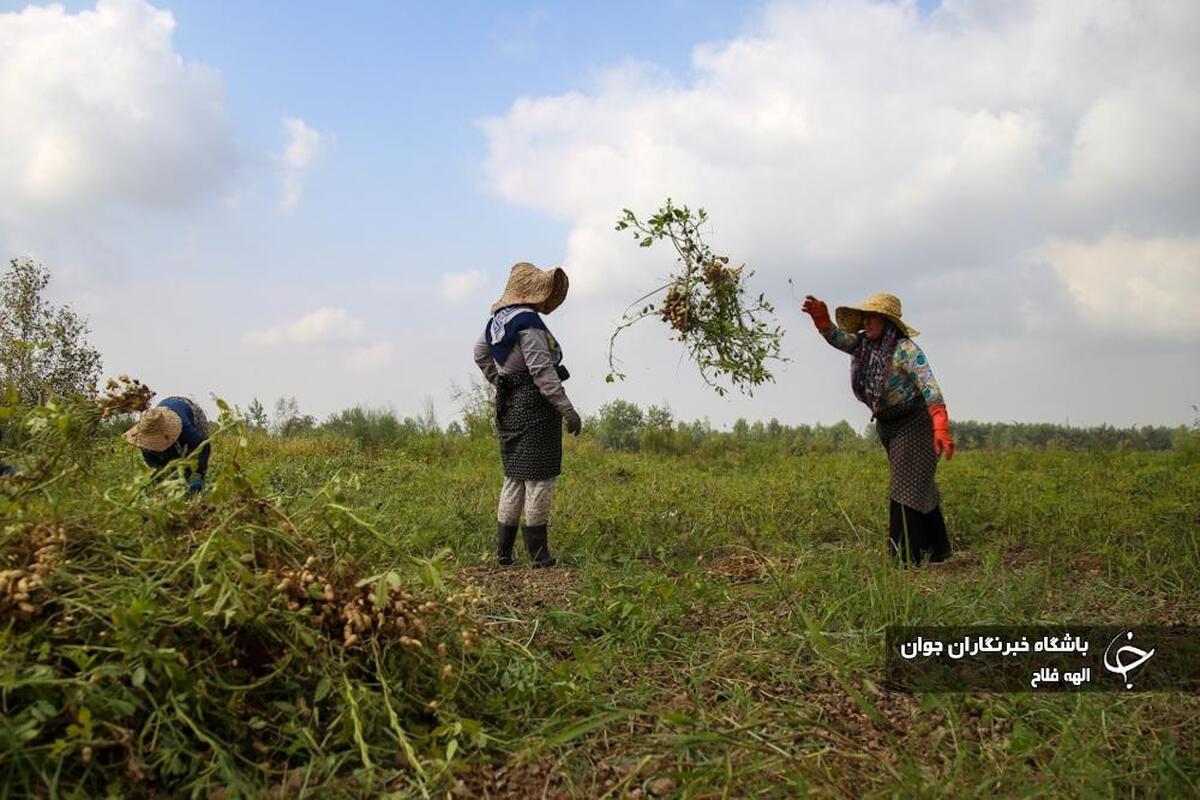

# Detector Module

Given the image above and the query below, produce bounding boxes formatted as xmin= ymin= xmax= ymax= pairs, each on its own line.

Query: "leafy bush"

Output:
xmin=1172 ymin=405 xmax=1200 ymax=465
xmin=450 ymin=378 xmax=495 ymax=439
xmin=591 ymin=400 xmax=644 ymax=451
xmin=322 ymin=405 xmax=417 ymax=450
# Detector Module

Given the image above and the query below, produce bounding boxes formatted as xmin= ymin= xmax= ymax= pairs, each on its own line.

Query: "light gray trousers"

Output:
xmin=497 ymin=477 xmax=556 ymax=526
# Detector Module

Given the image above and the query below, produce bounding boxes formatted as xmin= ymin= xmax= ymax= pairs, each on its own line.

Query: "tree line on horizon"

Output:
xmin=1 ymin=257 xmax=1196 ymax=459
xmin=237 ymin=391 xmax=1193 ymax=456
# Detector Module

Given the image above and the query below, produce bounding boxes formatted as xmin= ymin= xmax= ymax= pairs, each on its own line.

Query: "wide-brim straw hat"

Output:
xmin=490 ymin=262 xmax=569 ymax=315
xmin=835 ymin=292 xmax=920 ymax=337
xmin=124 ymin=407 xmax=183 ymax=452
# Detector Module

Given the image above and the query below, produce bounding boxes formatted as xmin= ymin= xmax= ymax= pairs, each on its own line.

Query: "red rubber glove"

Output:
xmin=801 ymin=295 xmax=833 ymax=333
xmin=928 ymin=403 xmax=954 ymax=460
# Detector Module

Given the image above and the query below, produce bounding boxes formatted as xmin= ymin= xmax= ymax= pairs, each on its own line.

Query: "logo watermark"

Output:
xmin=885 ymin=626 xmax=1200 ymax=693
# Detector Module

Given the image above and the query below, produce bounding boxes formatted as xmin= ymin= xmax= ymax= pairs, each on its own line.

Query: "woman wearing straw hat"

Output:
xmin=474 ymin=262 xmax=582 ymax=568
xmin=801 ymin=292 xmax=953 ymax=565
xmin=124 ymin=396 xmax=211 ymax=494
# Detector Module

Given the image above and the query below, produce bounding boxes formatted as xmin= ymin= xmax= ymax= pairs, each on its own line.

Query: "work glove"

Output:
xmin=187 ymin=477 xmax=205 ymax=494
xmin=801 ymin=295 xmax=833 ymax=333
xmin=928 ymin=403 xmax=954 ymax=460
xmin=564 ymin=408 xmax=582 ymax=436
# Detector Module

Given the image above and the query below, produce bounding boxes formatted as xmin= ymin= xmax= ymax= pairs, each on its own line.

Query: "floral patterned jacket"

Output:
xmin=823 ymin=328 xmax=945 ymax=409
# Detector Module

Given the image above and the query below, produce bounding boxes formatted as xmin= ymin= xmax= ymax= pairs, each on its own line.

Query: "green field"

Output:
xmin=2 ymin=412 xmax=1199 ymax=798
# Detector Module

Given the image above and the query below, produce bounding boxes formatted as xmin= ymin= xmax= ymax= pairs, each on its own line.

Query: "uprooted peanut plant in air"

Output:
xmin=609 ymin=199 xmax=785 ymax=396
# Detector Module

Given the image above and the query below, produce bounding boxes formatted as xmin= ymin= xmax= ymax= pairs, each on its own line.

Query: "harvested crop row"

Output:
xmin=0 ymin=394 xmax=546 ymax=798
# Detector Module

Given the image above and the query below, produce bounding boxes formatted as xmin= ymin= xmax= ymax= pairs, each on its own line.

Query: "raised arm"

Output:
xmin=802 ymin=295 xmax=859 ymax=353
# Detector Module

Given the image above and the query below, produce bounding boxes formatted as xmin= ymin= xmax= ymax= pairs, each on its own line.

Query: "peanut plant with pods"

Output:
xmin=609 ymin=199 xmax=785 ymax=396
xmin=0 ymin=387 xmax=543 ymax=798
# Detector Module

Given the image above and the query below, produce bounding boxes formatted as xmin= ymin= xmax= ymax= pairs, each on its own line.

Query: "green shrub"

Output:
xmin=591 ymin=399 xmax=644 ymax=451
xmin=322 ymin=405 xmax=416 ymax=450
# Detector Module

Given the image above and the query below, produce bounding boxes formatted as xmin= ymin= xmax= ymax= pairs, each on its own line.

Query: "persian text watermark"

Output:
xmin=885 ymin=626 xmax=1200 ymax=692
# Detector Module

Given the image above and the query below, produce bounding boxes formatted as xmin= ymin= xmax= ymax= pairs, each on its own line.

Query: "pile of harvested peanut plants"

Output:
xmin=0 ymin=389 xmax=539 ymax=797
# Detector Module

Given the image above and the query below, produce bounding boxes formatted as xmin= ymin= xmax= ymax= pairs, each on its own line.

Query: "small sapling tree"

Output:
xmin=246 ymin=398 xmax=269 ymax=430
xmin=0 ymin=258 xmax=103 ymax=405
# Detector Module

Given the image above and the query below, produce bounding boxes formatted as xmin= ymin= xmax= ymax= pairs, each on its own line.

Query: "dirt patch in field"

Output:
xmin=464 ymin=679 xmax=1003 ymax=798
xmin=698 ymin=547 xmax=808 ymax=584
xmin=680 ymin=599 xmax=758 ymax=633
xmin=1069 ymin=552 xmax=1105 ymax=574
xmin=698 ymin=550 xmax=768 ymax=584
xmin=1144 ymin=596 xmax=1200 ymax=625
xmin=450 ymin=758 xmax=572 ymax=799
xmin=460 ymin=565 xmax=581 ymax=612
xmin=452 ymin=748 xmax=689 ymax=800
xmin=615 ymin=650 xmax=1020 ymax=786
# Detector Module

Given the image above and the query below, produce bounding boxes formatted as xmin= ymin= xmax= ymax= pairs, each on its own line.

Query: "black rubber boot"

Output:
xmin=496 ymin=523 xmax=518 ymax=566
xmin=522 ymin=524 xmax=556 ymax=568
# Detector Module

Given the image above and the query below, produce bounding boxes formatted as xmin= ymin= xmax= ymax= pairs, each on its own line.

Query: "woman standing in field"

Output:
xmin=474 ymin=262 xmax=582 ymax=568
xmin=802 ymin=293 xmax=953 ymax=565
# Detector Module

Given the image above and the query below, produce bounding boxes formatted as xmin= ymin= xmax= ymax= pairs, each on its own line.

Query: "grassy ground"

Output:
xmin=2 ymin=425 xmax=1198 ymax=798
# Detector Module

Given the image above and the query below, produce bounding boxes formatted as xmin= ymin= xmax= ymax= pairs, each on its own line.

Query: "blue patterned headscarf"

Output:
xmin=851 ymin=321 xmax=899 ymax=413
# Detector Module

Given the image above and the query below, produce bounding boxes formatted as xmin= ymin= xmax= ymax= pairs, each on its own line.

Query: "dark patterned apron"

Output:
xmin=495 ymin=372 xmax=562 ymax=480
xmin=875 ymin=396 xmax=940 ymax=513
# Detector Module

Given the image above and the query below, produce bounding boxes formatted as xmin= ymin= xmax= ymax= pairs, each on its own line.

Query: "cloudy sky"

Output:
xmin=1 ymin=0 xmax=1196 ymax=429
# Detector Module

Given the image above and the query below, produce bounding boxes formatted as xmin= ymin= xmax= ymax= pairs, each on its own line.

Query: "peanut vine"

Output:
xmin=608 ymin=199 xmax=785 ymax=396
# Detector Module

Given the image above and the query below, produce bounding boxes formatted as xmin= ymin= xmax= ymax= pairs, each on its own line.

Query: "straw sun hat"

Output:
xmin=123 ymin=407 xmax=183 ymax=452
xmin=835 ymin=292 xmax=920 ymax=337
xmin=490 ymin=262 xmax=569 ymax=314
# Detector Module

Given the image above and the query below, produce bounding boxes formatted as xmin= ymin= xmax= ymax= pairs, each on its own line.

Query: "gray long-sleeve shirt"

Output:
xmin=474 ymin=326 xmax=576 ymax=417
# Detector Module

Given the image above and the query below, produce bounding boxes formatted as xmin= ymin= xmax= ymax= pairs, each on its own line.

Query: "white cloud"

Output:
xmin=274 ymin=116 xmax=323 ymax=211
xmin=244 ymin=308 xmax=365 ymax=345
xmin=466 ymin=0 xmax=1200 ymax=426
xmin=345 ymin=342 xmax=393 ymax=372
xmin=440 ymin=270 xmax=487 ymax=303
xmin=479 ymin=0 xmax=1200 ymax=322
xmin=1038 ymin=233 xmax=1200 ymax=337
xmin=0 ymin=0 xmax=236 ymax=220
